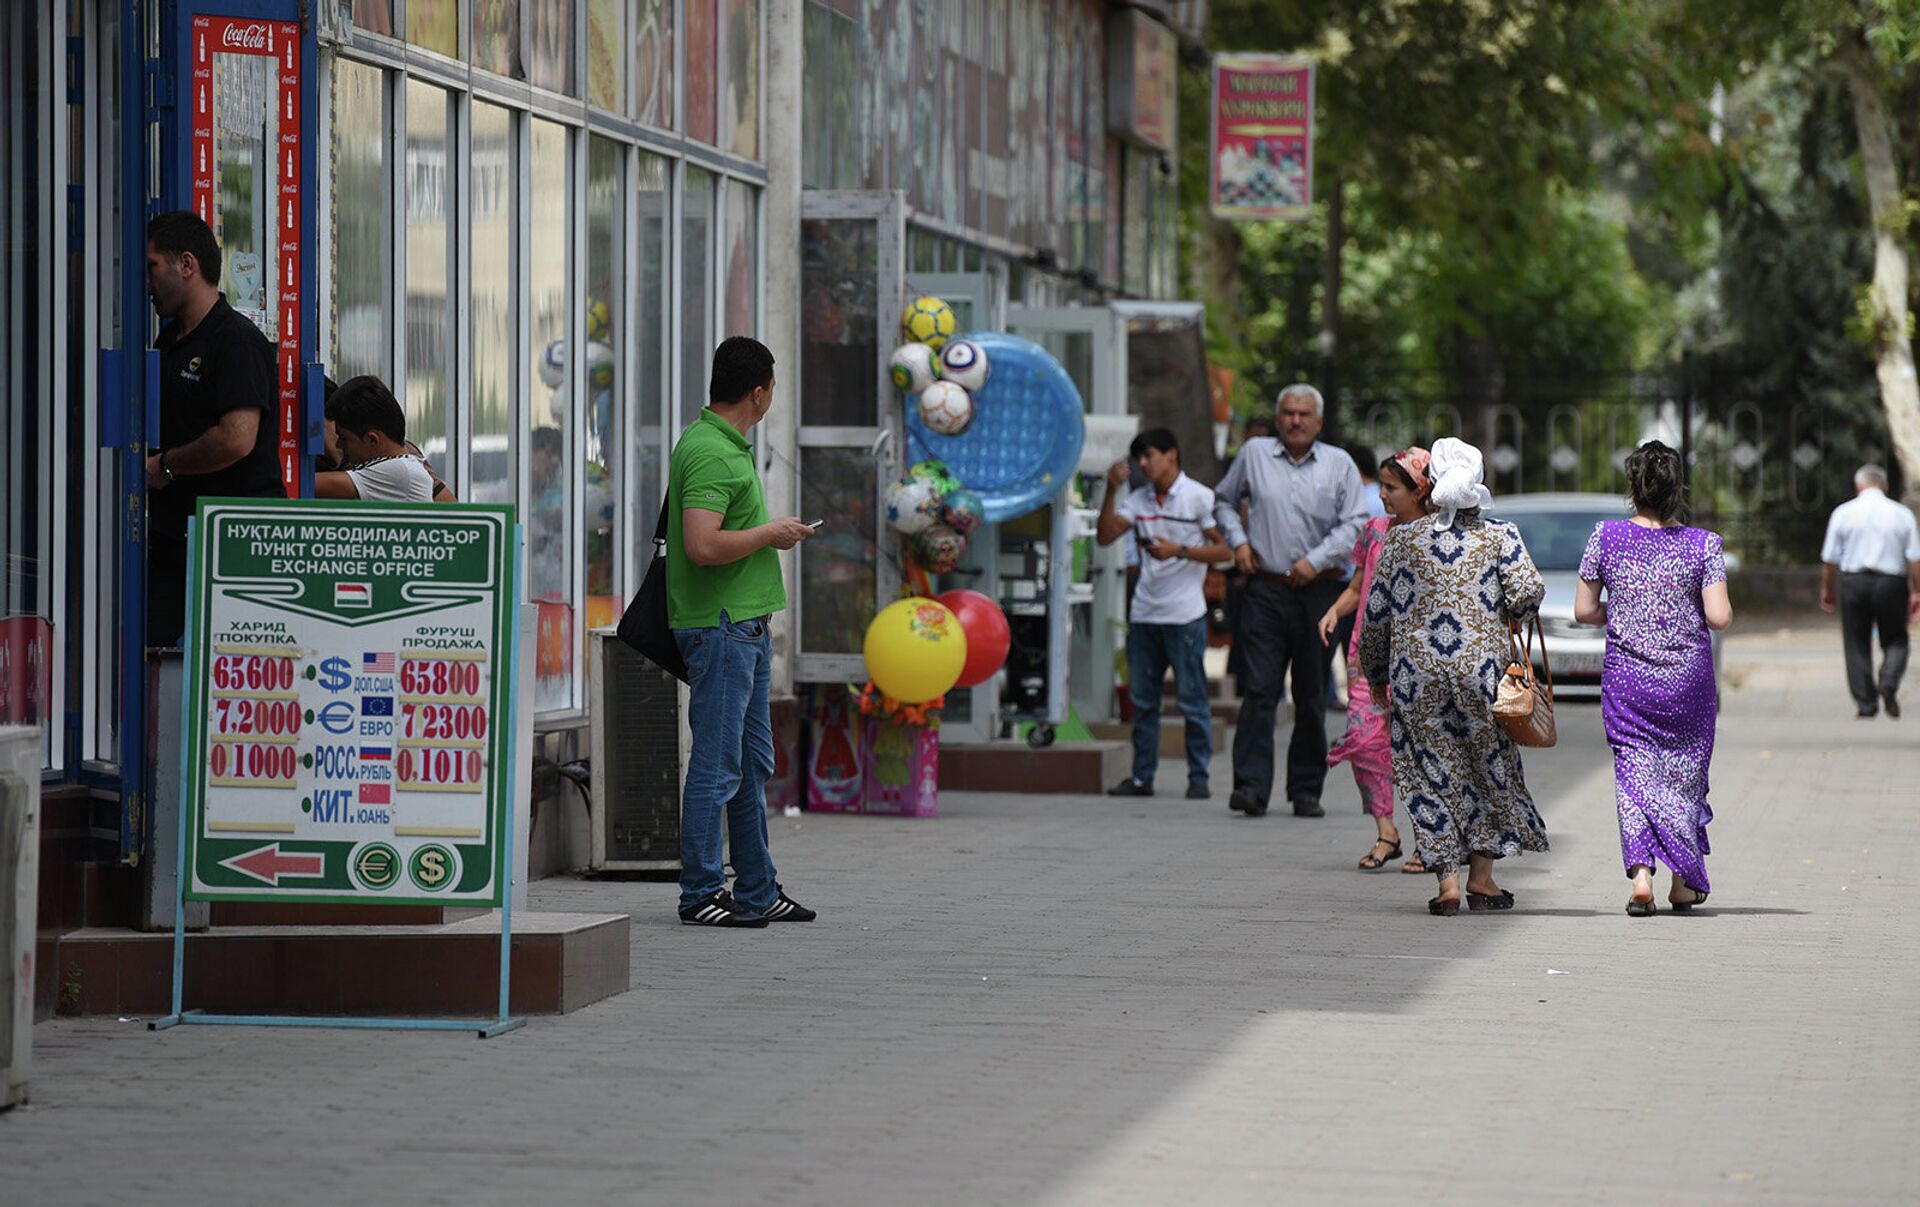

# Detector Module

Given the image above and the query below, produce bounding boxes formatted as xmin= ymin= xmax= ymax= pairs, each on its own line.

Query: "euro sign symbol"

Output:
xmin=318 ymin=656 xmax=351 ymax=692
xmin=418 ymin=849 xmax=447 ymax=885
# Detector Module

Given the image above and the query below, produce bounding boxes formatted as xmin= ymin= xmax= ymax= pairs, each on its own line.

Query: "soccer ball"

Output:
xmin=941 ymin=488 xmax=986 ymax=536
xmin=885 ymin=476 xmax=942 ymax=535
xmin=889 ymin=342 xmax=940 ymax=395
xmin=538 ymin=340 xmax=569 ymax=390
xmin=586 ymin=298 xmax=611 ymax=342
xmin=937 ymin=338 xmax=989 ymax=392
xmin=918 ymin=380 xmax=975 ymax=436
xmin=908 ymin=459 xmax=962 ymax=497
xmin=900 ymin=296 xmax=957 ymax=351
xmin=585 ymin=341 xmax=616 ymax=392
xmin=915 ymin=524 xmax=968 ymax=574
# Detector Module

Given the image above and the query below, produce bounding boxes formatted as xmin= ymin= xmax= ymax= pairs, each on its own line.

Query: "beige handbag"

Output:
xmin=1493 ymin=615 xmax=1557 ymax=747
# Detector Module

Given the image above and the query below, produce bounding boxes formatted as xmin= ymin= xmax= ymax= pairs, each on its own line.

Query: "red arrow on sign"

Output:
xmin=221 ymin=844 xmax=325 ymax=886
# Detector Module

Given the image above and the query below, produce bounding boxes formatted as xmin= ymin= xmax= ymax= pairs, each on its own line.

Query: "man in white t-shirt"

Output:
xmin=1097 ymin=429 xmax=1232 ymax=798
xmin=1820 ymin=464 xmax=1920 ymax=717
xmin=316 ymin=375 xmax=435 ymax=502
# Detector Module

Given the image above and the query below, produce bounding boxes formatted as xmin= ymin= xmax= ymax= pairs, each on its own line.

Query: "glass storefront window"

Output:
xmin=798 ymin=448 xmax=879 ymax=657
xmin=408 ymin=0 xmax=458 ymax=56
xmin=470 ymin=103 xmax=516 ymax=508
xmin=330 ymin=59 xmax=388 ymax=381
xmin=585 ymin=136 xmax=623 ymax=619
xmin=405 ymin=81 xmax=454 ymax=480
xmin=353 ymin=0 xmax=395 ymax=37
xmin=632 ymin=153 xmax=670 ymax=577
xmin=722 ymin=179 xmax=757 ymax=338
xmin=686 ymin=0 xmax=717 ymax=144
xmin=528 ymin=119 xmax=574 ymax=711
xmin=473 ymin=0 xmax=524 ymax=79
xmin=527 ymin=0 xmax=576 ymax=95
xmin=636 ymin=0 xmax=676 ymax=129
xmin=723 ymin=0 xmax=759 ymax=159
xmin=799 ymin=218 xmax=877 ymax=427
xmin=680 ymin=166 xmax=714 ymax=426
xmin=587 ymin=0 xmax=627 ymax=111
xmin=217 ymin=50 xmax=283 ymax=345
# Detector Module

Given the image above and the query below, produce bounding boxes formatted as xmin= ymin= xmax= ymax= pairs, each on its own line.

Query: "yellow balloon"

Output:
xmin=863 ymin=597 xmax=969 ymax=704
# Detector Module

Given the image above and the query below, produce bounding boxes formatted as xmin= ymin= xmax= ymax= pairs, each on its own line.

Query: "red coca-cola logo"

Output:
xmin=221 ymin=23 xmax=271 ymax=50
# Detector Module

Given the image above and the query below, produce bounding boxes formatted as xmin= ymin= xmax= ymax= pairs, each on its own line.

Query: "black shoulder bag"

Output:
xmin=616 ymin=488 xmax=690 ymax=682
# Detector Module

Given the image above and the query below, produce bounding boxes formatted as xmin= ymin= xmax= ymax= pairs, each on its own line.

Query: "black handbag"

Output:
xmin=616 ymin=490 xmax=689 ymax=682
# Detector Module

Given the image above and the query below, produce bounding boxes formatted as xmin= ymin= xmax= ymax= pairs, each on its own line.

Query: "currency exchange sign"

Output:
xmin=183 ymin=500 xmax=516 ymax=905
xmin=1210 ymin=53 xmax=1315 ymax=221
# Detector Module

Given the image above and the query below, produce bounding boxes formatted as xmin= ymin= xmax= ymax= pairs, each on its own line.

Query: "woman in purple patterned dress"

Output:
xmin=1574 ymin=442 xmax=1733 ymax=917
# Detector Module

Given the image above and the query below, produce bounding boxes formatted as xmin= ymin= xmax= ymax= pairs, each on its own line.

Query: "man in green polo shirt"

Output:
xmin=668 ymin=337 xmax=818 ymax=928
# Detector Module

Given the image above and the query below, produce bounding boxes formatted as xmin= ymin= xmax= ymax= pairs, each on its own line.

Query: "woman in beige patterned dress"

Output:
xmin=1358 ymin=438 xmax=1549 ymax=916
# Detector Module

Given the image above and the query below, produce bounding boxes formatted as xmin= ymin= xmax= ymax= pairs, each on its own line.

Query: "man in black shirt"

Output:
xmin=144 ymin=211 xmax=283 ymax=646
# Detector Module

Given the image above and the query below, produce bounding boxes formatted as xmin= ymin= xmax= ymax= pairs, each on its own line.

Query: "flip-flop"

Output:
xmin=1400 ymin=856 xmax=1427 ymax=875
xmin=1358 ymin=839 xmax=1403 ymax=870
xmin=1669 ymin=890 xmax=1709 ymax=912
xmin=1466 ymin=889 xmax=1515 ymax=912
xmin=1625 ymin=898 xmax=1656 ymax=917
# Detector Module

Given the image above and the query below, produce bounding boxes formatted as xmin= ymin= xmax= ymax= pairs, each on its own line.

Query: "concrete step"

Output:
xmin=46 ymin=911 xmax=630 ymax=1019
xmin=1088 ymin=717 xmax=1228 ymax=757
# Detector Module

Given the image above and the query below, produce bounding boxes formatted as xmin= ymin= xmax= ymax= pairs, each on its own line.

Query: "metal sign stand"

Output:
xmin=151 ymin=520 xmax=528 ymax=1038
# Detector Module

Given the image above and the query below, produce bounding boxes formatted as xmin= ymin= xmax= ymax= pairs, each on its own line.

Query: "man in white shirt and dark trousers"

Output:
xmin=1098 ymin=429 xmax=1232 ymax=798
xmin=1213 ymin=385 xmax=1369 ymax=818
xmin=1821 ymin=464 xmax=1920 ymax=717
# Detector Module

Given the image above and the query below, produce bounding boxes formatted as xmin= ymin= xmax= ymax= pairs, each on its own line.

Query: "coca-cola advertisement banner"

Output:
xmin=1209 ymin=53 xmax=1314 ymax=222
xmin=189 ymin=14 xmax=303 ymax=493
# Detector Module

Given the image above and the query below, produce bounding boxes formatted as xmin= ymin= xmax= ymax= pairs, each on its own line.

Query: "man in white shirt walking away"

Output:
xmin=1820 ymin=464 xmax=1920 ymax=718
xmin=1098 ymin=429 xmax=1233 ymax=799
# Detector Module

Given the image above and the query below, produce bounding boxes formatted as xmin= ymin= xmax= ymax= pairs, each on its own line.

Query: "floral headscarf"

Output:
xmin=1389 ymin=446 xmax=1432 ymax=499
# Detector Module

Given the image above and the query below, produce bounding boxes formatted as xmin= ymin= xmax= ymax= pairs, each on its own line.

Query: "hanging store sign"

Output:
xmin=189 ymin=14 xmax=304 ymax=492
xmin=182 ymin=500 xmax=517 ymax=906
xmin=1209 ymin=54 xmax=1314 ymax=221
xmin=1108 ymin=9 xmax=1179 ymax=154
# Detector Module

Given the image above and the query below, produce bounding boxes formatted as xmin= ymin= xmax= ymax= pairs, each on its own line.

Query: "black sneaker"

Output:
xmin=679 ymin=891 xmax=769 ymax=928
xmin=760 ymin=891 xmax=816 ymax=922
xmin=1186 ymin=781 xmax=1211 ymax=800
xmin=1291 ymin=796 xmax=1325 ymax=818
xmin=1108 ymin=777 xmax=1154 ymax=797
xmin=1885 ymin=690 xmax=1902 ymax=719
xmin=1229 ymin=788 xmax=1268 ymax=817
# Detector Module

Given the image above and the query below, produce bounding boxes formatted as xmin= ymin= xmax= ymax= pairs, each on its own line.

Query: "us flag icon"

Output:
xmin=336 ymin=582 xmax=372 ymax=609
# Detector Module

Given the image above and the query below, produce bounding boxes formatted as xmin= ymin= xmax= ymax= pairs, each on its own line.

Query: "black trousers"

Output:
xmin=1839 ymin=571 xmax=1910 ymax=710
xmin=147 ymin=530 xmax=189 ymax=649
xmin=1231 ymin=575 xmax=1343 ymax=806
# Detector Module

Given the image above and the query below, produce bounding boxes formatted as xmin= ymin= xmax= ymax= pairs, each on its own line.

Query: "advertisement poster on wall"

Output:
xmin=1209 ymin=54 xmax=1315 ymax=221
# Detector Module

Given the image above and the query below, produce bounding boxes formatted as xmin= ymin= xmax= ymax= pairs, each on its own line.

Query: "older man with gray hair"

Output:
xmin=1214 ymin=383 xmax=1369 ymax=817
xmin=1821 ymin=463 xmax=1920 ymax=717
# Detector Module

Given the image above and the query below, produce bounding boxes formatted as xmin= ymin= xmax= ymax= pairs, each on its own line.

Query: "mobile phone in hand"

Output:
xmin=806 ymin=519 xmax=825 ymax=529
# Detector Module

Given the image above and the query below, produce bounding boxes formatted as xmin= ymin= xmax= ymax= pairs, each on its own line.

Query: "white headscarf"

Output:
xmin=1428 ymin=437 xmax=1494 ymax=530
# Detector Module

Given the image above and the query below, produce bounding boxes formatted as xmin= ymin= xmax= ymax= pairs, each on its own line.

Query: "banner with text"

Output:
xmin=183 ymin=500 xmax=516 ymax=905
xmin=1210 ymin=54 xmax=1314 ymax=221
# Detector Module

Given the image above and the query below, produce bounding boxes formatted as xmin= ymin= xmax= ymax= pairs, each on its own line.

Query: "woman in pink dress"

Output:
xmin=1318 ymin=448 xmax=1432 ymax=872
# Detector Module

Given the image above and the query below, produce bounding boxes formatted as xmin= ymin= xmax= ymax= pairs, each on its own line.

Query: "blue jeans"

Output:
xmin=1126 ymin=618 xmax=1213 ymax=787
xmin=674 ymin=611 xmax=779 ymax=913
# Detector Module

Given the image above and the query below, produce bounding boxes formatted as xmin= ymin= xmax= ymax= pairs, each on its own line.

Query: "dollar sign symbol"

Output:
xmin=318 ymin=656 xmax=350 ymax=692
xmin=420 ymin=850 xmax=445 ymax=885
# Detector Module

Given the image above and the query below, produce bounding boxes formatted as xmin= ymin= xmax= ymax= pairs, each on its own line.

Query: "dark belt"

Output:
xmin=1255 ymin=569 xmax=1347 ymax=585
xmin=1840 ymin=570 xmax=1904 ymax=579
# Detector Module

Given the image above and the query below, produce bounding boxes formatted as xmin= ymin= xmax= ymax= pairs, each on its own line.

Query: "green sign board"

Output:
xmin=182 ymin=500 xmax=517 ymax=906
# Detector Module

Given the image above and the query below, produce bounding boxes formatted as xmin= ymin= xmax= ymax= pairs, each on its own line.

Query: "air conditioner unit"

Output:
xmin=587 ymin=629 xmax=688 ymax=871
xmin=0 ymin=726 xmax=41 ymax=1110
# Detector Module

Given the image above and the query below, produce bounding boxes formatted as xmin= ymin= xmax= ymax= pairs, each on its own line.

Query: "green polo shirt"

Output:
xmin=666 ymin=408 xmax=788 ymax=629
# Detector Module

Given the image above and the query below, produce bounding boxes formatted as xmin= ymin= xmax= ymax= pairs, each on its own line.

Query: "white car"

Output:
xmin=1490 ymin=493 xmax=1728 ymax=697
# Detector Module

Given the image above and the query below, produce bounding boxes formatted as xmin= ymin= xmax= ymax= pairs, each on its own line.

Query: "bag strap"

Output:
xmin=652 ymin=478 xmax=671 ymax=545
xmin=1531 ymin=612 xmax=1553 ymax=695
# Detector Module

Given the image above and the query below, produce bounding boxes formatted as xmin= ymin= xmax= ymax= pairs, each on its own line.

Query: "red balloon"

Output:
xmin=937 ymin=589 xmax=1011 ymax=689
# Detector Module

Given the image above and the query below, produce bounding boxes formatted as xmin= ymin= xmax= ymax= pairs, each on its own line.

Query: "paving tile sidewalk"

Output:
xmin=2 ymin=621 xmax=1916 ymax=1205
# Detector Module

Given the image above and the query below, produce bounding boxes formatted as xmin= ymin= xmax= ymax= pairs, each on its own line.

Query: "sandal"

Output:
xmin=1358 ymin=837 xmax=1403 ymax=871
xmin=1625 ymin=898 xmax=1656 ymax=918
xmin=1466 ymin=889 xmax=1515 ymax=912
xmin=1400 ymin=853 xmax=1427 ymax=875
xmin=1427 ymin=895 xmax=1460 ymax=917
xmin=1669 ymin=889 xmax=1709 ymax=912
